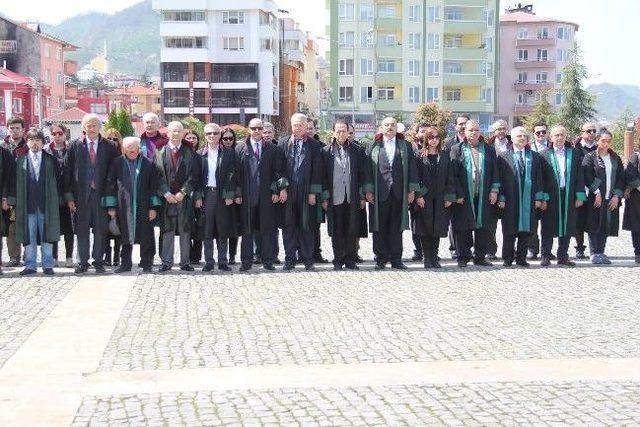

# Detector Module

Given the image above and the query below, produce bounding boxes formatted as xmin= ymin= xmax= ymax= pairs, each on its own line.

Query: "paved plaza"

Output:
xmin=1 ymin=226 xmax=640 ymax=425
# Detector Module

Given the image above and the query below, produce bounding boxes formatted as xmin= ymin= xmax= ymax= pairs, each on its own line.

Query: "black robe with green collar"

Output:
xmin=583 ymin=149 xmax=625 ymax=236
xmin=623 ymin=152 xmax=640 ymax=232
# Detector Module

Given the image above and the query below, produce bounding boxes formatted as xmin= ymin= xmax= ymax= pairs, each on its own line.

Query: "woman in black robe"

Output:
xmin=623 ymin=142 xmax=640 ymax=264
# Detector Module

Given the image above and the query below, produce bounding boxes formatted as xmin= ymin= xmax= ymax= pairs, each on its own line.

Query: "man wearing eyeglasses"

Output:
xmin=573 ymin=122 xmax=599 ymax=259
xmin=236 ymin=118 xmax=287 ymax=271
xmin=527 ymin=122 xmax=551 ymax=259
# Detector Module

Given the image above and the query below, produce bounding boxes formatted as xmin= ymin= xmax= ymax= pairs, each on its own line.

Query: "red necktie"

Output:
xmin=254 ymin=142 xmax=260 ymax=159
xmin=171 ymin=146 xmax=179 ymax=168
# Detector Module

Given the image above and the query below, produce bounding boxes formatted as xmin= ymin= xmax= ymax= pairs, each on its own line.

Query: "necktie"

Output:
xmin=171 ymin=146 xmax=179 ymax=168
xmin=293 ymin=141 xmax=300 ymax=169
xmin=254 ymin=142 xmax=260 ymax=159
xmin=89 ymin=140 xmax=96 ymax=164
xmin=518 ymin=151 xmax=525 ymax=175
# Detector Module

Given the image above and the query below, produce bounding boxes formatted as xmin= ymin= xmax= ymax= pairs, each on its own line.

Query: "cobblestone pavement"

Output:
xmin=72 ymin=381 xmax=640 ymax=426
xmin=0 ymin=276 xmax=75 ymax=368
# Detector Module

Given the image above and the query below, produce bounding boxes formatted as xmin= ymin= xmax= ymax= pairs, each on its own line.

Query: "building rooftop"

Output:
xmin=45 ymin=107 xmax=88 ymax=123
xmin=500 ymin=11 xmax=579 ymax=29
xmin=0 ymin=67 xmax=34 ymax=86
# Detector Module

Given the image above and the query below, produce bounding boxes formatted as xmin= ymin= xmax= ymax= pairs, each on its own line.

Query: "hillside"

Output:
xmin=588 ymin=83 xmax=640 ymax=121
xmin=42 ymin=0 xmax=160 ymax=76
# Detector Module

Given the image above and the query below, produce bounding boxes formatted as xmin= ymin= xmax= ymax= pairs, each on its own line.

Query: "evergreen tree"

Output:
xmin=522 ymin=91 xmax=556 ymax=131
xmin=104 ymin=109 xmax=119 ymax=132
xmin=408 ymin=102 xmax=452 ymax=142
xmin=116 ymin=108 xmax=135 ymax=137
xmin=557 ymin=42 xmax=597 ymax=137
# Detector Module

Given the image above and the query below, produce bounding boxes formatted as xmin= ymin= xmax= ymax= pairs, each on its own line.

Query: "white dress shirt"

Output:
xmin=207 ymin=146 xmax=219 ymax=188
xmin=250 ymin=138 xmax=262 ymax=159
xmin=554 ymin=147 xmax=567 ymax=188
xmin=601 ymin=153 xmax=612 ymax=199
xmin=383 ymin=137 xmax=396 ymax=165
xmin=495 ymin=137 xmax=510 ymax=153
xmin=29 ymin=150 xmax=42 ymax=181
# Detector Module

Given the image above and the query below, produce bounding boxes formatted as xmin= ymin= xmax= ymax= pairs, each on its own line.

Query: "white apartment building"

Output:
xmin=152 ymin=0 xmax=280 ymax=125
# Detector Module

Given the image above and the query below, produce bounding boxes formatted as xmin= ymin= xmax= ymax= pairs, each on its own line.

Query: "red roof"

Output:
xmin=45 ymin=107 xmax=88 ymax=123
xmin=500 ymin=11 xmax=579 ymax=29
xmin=0 ymin=68 xmax=34 ymax=86
xmin=109 ymin=85 xmax=160 ymax=97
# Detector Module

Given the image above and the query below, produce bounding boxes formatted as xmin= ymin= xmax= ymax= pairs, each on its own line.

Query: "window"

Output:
xmin=163 ymin=89 xmax=189 ymax=107
xmin=163 ymin=63 xmax=188 ymax=82
xmin=445 ymin=89 xmax=461 ymax=101
xmin=535 ymin=71 xmax=548 ymax=83
xmin=485 ymin=9 xmax=495 ymax=26
xmin=427 ymin=61 xmax=440 ymax=76
xmin=56 ymin=47 xmax=62 ymax=61
xmin=222 ymin=11 xmax=245 ymax=24
xmin=339 ymin=59 xmax=354 ymax=76
xmin=360 ymin=59 xmax=374 ymax=75
xmin=378 ymin=34 xmax=397 ymax=46
xmin=427 ymin=6 xmax=440 ymax=22
xmin=378 ymin=5 xmax=396 ymax=18
xmin=408 ymin=33 xmax=421 ymax=50
xmin=194 ymin=62 xmax=207 ymax=81
xmin=223 ymin=37 xmax=244 ymax=51
xmin=377 ymin=59 xmax=396 ymax=73
xmin=444 ymin=7 xmax=462 ymax=20
xmin=426 ymin=87 xmax=439 ymax=102
xmin=444 ymin=35 xmax=462 ymax=48
xmin=12 ymin=98 xmax=23 ymax=114
xmin=360 ymin=86 xmax=373 ymax=103
xmin=360 ymin=4 xmax=374 ymax=20
xmin=165 ymin=37 xmax=206 ymax=48
xmin=339 ymin=86 xmax=353 ymax=102
xmin=482 ymin=88 xmax=493 ymax=104
xmin=537 ymin=49 xmax=548 ymax=61
xmin=517 ymin=71 xmax=528 ymax=83
xmin=163 ymin=11 xmax=205 ymax=21
xmin=360 ymin=32 xmax=374 ymax=48
xmin=409 ymin=5 xmax=422 ymax=22
xmin=444 ymin=61 xmax=462 ymax=73
xmin=486 ymin=62 xmax=494 ymax=78
xmin=537 ymin=27 xmax=549 ymax=39
xmin=556 ymin=72 xmax=563 ymax=84
xmin=259 ymin=11 xmax=274 ymax=26
xmin=212 ymin=89 xmax=258 ymax=108
xmin=212 ymin=64 xmax=258 ymax=83
xmin=260 ymin=38 xmax=274 ymax=51
xmin=377 ymin=87 xmax=395 ymax=100
xmin=557 ymin=26 xmax=570 ymax=40
xmin=484 ymin=36 xmax=493 ymax=52
xmin=517 ymin=28 xmax=528 ymax=39
xmin=517 ymin=93 xmax=526 ymax=105
xmin=90 ymin=103 xmax=106 ymax=114
xmin=44 ymin=44 xmax=50 ymax=58
xmin=557 ymin=49 xmax=568 ymax=62
xmin=408 ymin=86 xmax=420 ymax=103
xmin=555 ymin=92 xmax=564 ymax=105
xmin=338 ymin=3 xmax=355 ymax=20
xmin=517 ymin=49 xmax=528 ymax=61
xmin=408 ymin=60 xmax=420 ymax=76
xmin=57 ymin=71 xmax=63 ymax=84
xmin=427 ymin=33 xmax=440 ymax=50
xmin=44 ymin=68 xmax=51 ymax=83
xmin=339 ymin=31 xmax=355 ymax=47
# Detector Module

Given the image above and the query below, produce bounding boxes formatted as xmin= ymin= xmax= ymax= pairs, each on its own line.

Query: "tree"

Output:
xmin=406 ymin=102 xmax=452 ymax=142
xmin=180 ymin=116 xmax=205 ymax=147
xmin=610 ymin=107 xmax=635 ymax=154
xmin=557 ymin=42 xmax=597 ymax=137
xmin=116 ymin=108 xmax=135 ymax=137
xmin=104 ymin=109 xmax=119 ymax=133
xmin=522 ymin=90 xmax=556 ymax=131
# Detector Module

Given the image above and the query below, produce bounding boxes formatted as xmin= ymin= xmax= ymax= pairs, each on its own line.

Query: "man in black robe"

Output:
xmin=64 ymin=113 xmax=120 ymax=273
xmin=105 ymin=137 xmax=161 ymax=273
xmin=573 ymin=122 xmax=598 ymax=258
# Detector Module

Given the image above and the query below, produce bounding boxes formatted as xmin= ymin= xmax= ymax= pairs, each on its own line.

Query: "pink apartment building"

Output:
xmin=497 ymin=4 xmax=578 ymax=126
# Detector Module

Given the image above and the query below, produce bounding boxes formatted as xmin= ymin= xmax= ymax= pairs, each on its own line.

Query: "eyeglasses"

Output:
xmin=112 ymin=138 xmax=120 ymax=142
xmin=584 ymin=129 xmax=597 ymax=134
xmin=205 ymin=131 xmax=220 ymax=136
xmin=427 ymin=135 xmax=440 ymax=140
xmin=535 ymin=130 xmax=547 ymax=135
xmin=250 ymin=127 xmax=263 ymax=131
xmin=51 ymin=131 xmax=64 ymax=136
xmin=221 ymin=137 xmax=234 ymax=141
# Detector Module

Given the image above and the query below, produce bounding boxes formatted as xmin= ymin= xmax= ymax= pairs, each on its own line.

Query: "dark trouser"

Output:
xmin=574 ymin=233 xmax=586 ymax=252
xmin=541 ymin=235 xmax=570 ymax=260
xmin=527 ymin=220 xmax=540 ymax=255
xmin=53 ymin=233 xmax=74 ymax=260
xmin=330 ymin=202 xmax=358 ymax=267
xmin=372 ymin=192 xmax=403 ymax=265
xmin=76 ymin=190 xmax=106 ymax=267
xmin=632 ymin=232 xmax=640 ymax=256
xmin=588 ymin=201 xmax=610 ymax=255
xmin=420 ymin=235 xmax=440 ymax=263
xmin=312 ymin=222 xmax=323 ymax=259
xmin=104 ymin=236 xmax=121 ymax=263
xmin=486 ymin=215 xmax=498 ymax=256
xmin=190 ymin=239 xmax=202 ymax=263
xmin=120 ymin=235 xmax=154 ymax=269
xmin=283 ymin=224 xmax=314 ymax=266
xmin=204 ymin=239 xmax=228 ymax=265
xmin=502 ymin=232 xmax=531 ymax=263
xmin=412 ymin=232 xmax=422 ymax=257
xmin=456 ymin=228 xmax=489 ymax=262
xmin=228 ymin=237 xmax=238 ymax=260
xmin=241 ymin=205 xmax=275 ymax=266
xmin=255 ymin=230 xmax=280 ymax=259
xmin=448 ymin=223 xmax=457 ymax=257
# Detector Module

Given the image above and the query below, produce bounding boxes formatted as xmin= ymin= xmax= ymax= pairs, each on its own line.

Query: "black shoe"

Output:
xmin=516 ymin=259 xmax=530 ymax=268
xmin=229 ymin=257 xmax=237 ymax=265
xmin=486 ymin=254 xmax=498 ymax=260
xmin=457 ymin=259 xmax=468 ymax=268
xmin=355 ymin=255 xmax=364 ymax=263
xmin=473 ymin=258 xmax=493 ymax=267
xmin=636 ymin=255 xmax=640 ymax=264
xmin=451 ymin=252 xmax=458 ymax=260
xmin=391 ymin=262 xmax=408 ymax=270
xmin=75 ymin=265 xmax=89 ymax=274
xmin=240 ymin=264 xmax=252 ymax=271
xmin=333 ymin=264 xmax=343 ymax=271
xmin=94 ymin=264 xmax=106 ymax=274
xmin=345 ymin=263 xmax=359 ymax=270
xmin=43 ymin=268 xmax=55 ymax=276
xmin=8 ymin=259 xmax=20 ymax=267
xmin=527 ymin=252 xmax=538 ymax=260
xmin=305 ymin=263 xmax=315 ymax=271
xmin=254 ymin=256 xmax=262 ymax=264
xmin=549 ymin=253 xmax=557 ymax=260
xmin=262 ymin=263 xmax=274 ymax=271
xmin=423 ymin=259 xmax=434 ymax=269
xmin=411 ymin=254 xmax=423 ymax=262
xmin=180 ymin=265 xmax=194 ymax=272
xmin=557 ymin=258 xmax=576 ymax=267
xmin=431 ymin=259 xmax=442 ymax=269
xmin=142 ymin=266 xmax=154 ymax=274
xmin=575 ymin=249 xmax=586 ymax=259
xmin=375 ymin=262 xmax=386 ymax=270
xmin=503 ymin=260 xmax=513 ymax=267
xmin=273 ymin=258 xmax=282 ymax=265
xmin=114 ymin=265 xmax=131 ymax=273
xmin=202 ymin=263 xmax=215 ymax=272
xmin=283 ymin=262 xmax=295 ymax=271
xmin=314 ymin=256 xmax=329 ymax=264
xmin=104 ymin=260 xmax=112 ymax=267
xmin=159 ymin=264 xmax=171 ymax=272
xmin=219 ymin=264 xmax=232 ymax=271
xmin=19 ymin=268 xmax=36 ymax=276
xmin=296 ymin=256 xmax=304 ymax=264
xmin=540 ymin=257 xmax=551 ymax=267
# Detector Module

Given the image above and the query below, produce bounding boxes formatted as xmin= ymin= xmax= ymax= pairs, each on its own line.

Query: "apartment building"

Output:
xmin=327 ymin=0 xmax=498 ymax=133
xmin=152 ymin=0 xmax=280 ymax=125
xmin=497 ymin=4 xmax=578 ymax=127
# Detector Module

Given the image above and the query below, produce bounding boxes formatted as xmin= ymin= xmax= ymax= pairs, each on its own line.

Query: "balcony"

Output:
xmin=443 ymin=47 xmax=487 ymax=60
xmin=160 ymin=48 xmax=209 ymax=63
xmin=375 ymin=99 xmax=402 ymax=111
xmin=443 ymin=20 xmax=487 ymax=34
xmin=443 ymin=73 xmax=486 ymax=86
xmin=516 ymin=37 xmax=556 ymax=47
xmin=515 ymin=59 xmax=556 ymax=69
xmin=375 ymin=45 xmax=402 ymax=57
xmin=375 ymin=72 xmax=402 ymax=86
xmin=375 ymin=17 xmax=402 ymax=31
xmin=441 ymin=100 xmax=490 ymax=112
xmin=160 ymin=22 xmax=208 ymax=37
xmin=514 ymin=82 xmax=555 ymax=91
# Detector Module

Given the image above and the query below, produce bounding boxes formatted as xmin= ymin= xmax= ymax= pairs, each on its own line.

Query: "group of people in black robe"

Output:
xmin=1 ymin=111 xmax=639 ymax=275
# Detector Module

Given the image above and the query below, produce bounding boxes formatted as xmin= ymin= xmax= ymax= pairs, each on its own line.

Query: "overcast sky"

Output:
xmin=2 ymin=0 xmax=637 ymax=86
